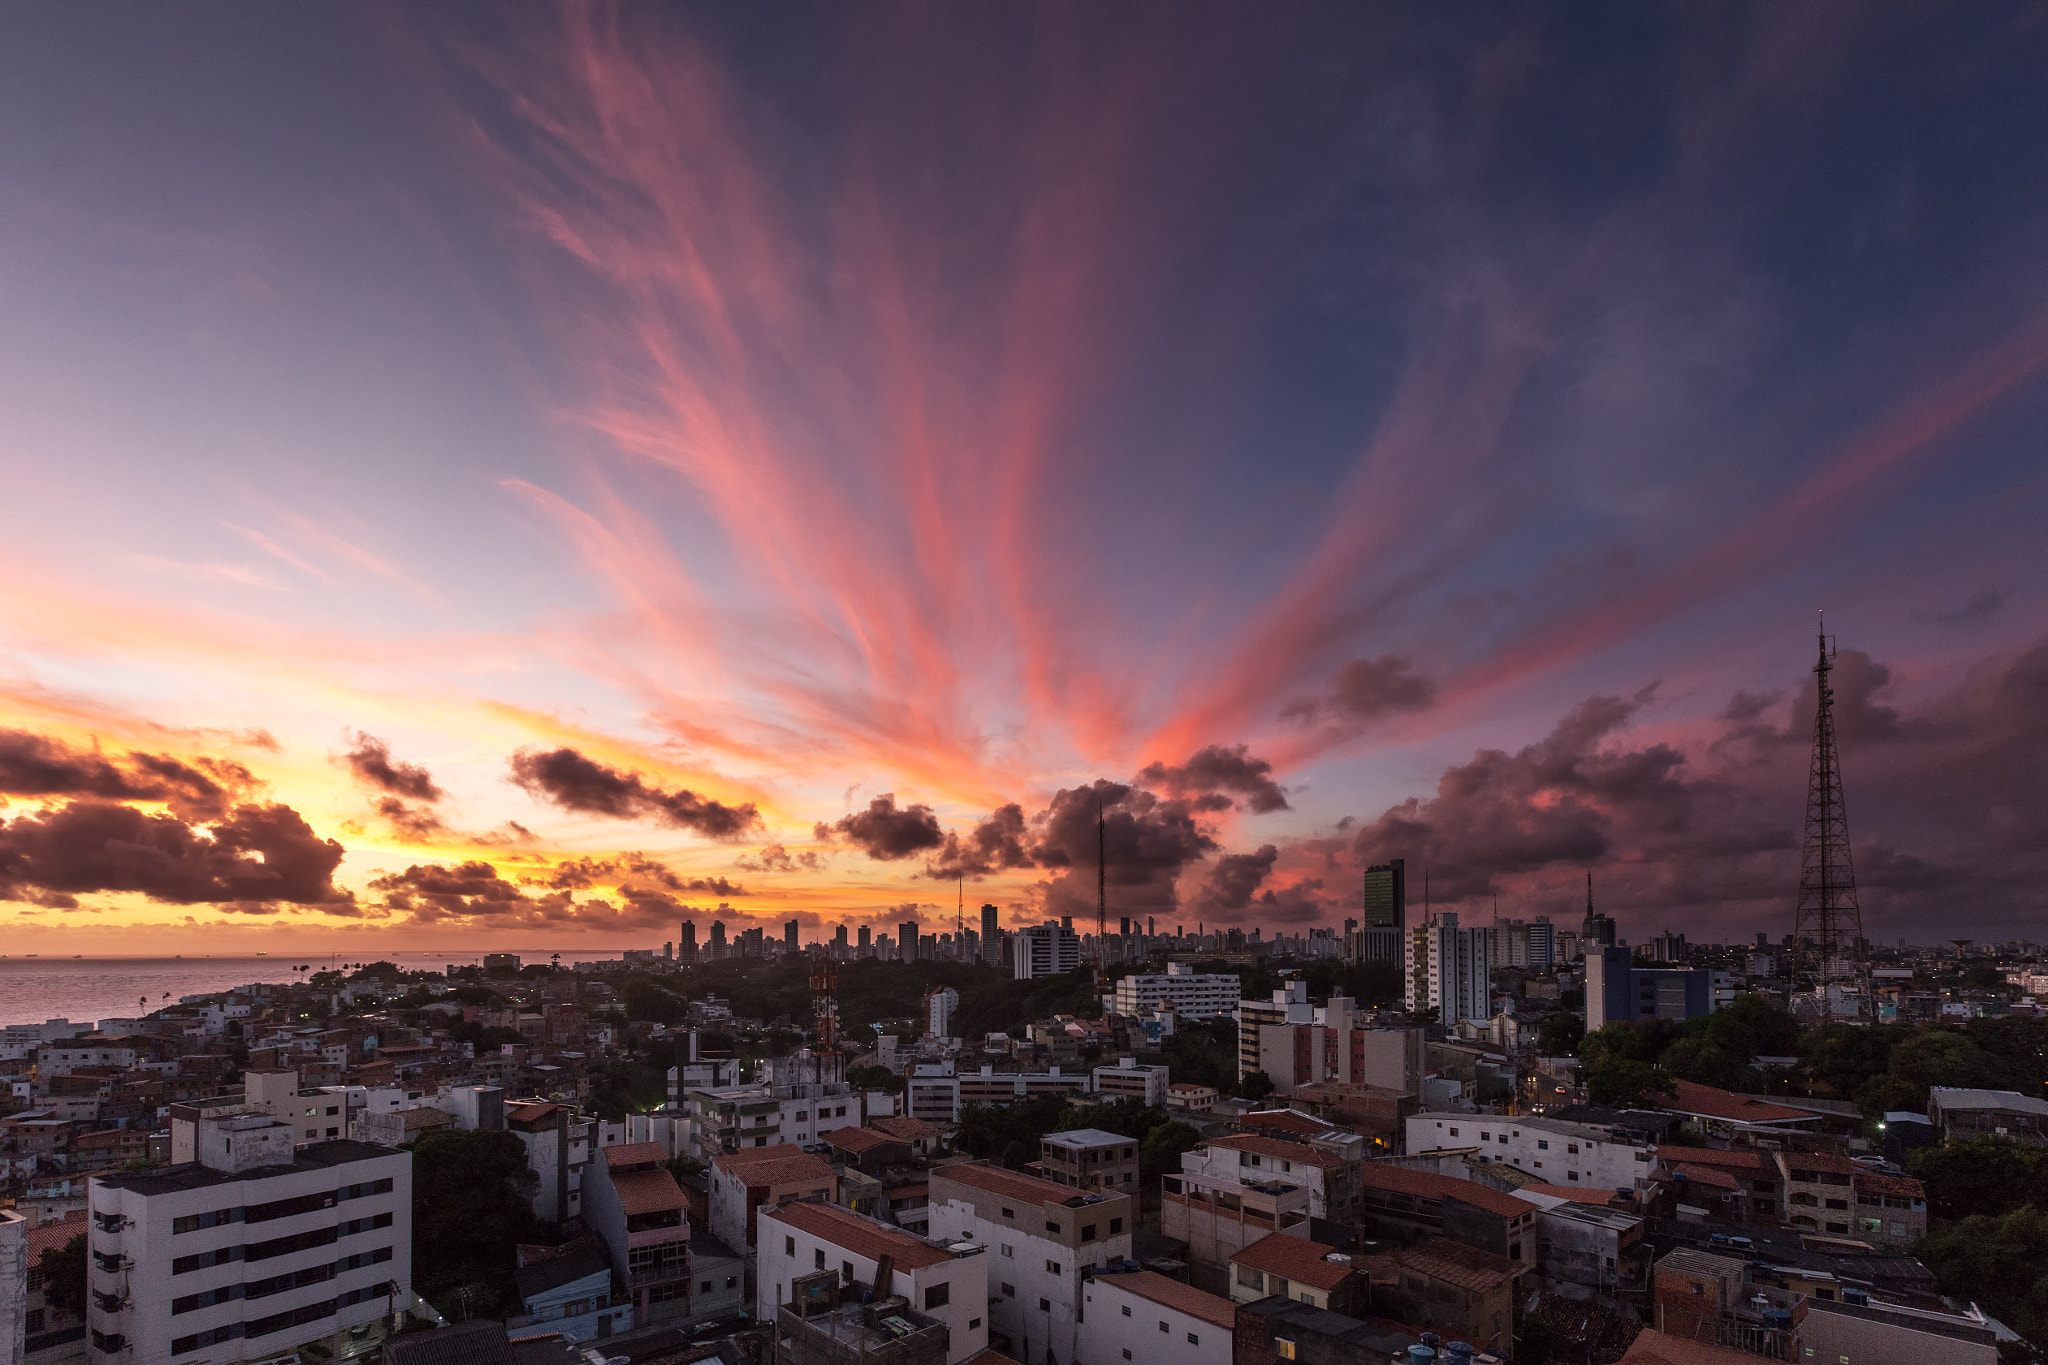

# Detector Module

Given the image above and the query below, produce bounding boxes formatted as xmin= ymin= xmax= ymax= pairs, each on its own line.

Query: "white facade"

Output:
xmin=1111 ymin=967 xmax=1241 ymax=1021
xmin=87 ymin=1123 xmax=411 ymax=1365
xmin=1013 ymin=924 xmax=1082 ymax=980
xmin=757 ymin=1203 xmax=987 ymax=1365
xmin=926 ymin=988 xmax=960 ymax=1041
xmin=1090 ymin=1059 xmax=1169 ymax=1107
xmin=1077 ymin=1272 xmax=1234 ymax=1365
xmin=1405 ymin=1113 xmax=1658 ymax=1190
xmin=678 ymin=1083 xmax=861 ymax=1162
xmin=1 ymin=1208 xmax=26 ymax=1365
xmin=1410 ymin=915 xmax=1491 ymax=1027
xmin=927 ymin=1166 xmax=1132 ymax=1365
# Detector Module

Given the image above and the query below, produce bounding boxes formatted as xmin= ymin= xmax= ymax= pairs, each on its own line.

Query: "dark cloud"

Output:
xmin=0 ymin=800 xmax=349 ymax=907
xmin=374 ymin=798 xmax=449 ymax=841
xmin=0 ymin=729 xmax=258 ymax=822
xmin=736 ymin=843 xmax=826 ymax=873
xmin=521 ymin=852 xmax=748 ymax=897
xmin=1030 ymin=780 xmax=1219 ymax=921
xmin=814 ymin=794 xmax=943 ymax=861
xmin=1138 ymin=745 xmax=1289 ymax=814
xmin=508 ymin=747 xmax=760 ymax=838
xmin=1935 ymin=586 xmax=2010 ymax=627
xmin=371 ymin=861 xmax=548 ymax=919
xmin=1283 ymin=654 xmax=1438 ymax=726
xmin=370 ymin=858 xmax=733 ymax=932
xmin=924 ymin=803 xmax=1032 ymax=879
xmin=340 ymin=733 xmax=443 ymax=802
xmin=1196 ymin=844 xmax=1279 ymax=913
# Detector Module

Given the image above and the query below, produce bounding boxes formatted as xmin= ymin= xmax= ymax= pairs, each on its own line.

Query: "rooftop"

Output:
xmin=1230 ymin=1232 xmax=1356 ymax=1291
xmin=93 ymin=1139 xmax=399 ymax=1195
xmin=1661 ymin=1081 xmax=1820 ymax=1127
xmin=600 ymin=1141 xmax=670 ymax=1170
xmin=762 ymin=1198 xmax=955 ymax=1269
xmin=932 ymin=1161 xmax=1111 ymax=1208
xmin=1853 ymin=1171 xmax=1926 ymax=1198
xmin=515 ymin=1244 xmax=612 ymax=1299
xmin=1205 ymin=1133 xmax=1347 ymax=1169
xmin=1353 ymin=1163 xmax=1533 ymax=1218
xmin=384 ymin=1322 xmax=517 ymax=1365
xmin=1653 ymin=1145 xmax=1766 ymax=1171
xmin=1929 ymin=1087 xmax=2048 ymax=1116
xmin=1666 ymin=1163 xmax=1743 ymax=1192
xmin=1392 ymin=1238 xmax=1522 ymax=1293
xmin=611 ymin=1167 xmax=689 ymax=1217
xmin=1618 ymin=1327 xmax=1768 ymax=1365
xmin=1654 ymin=1248 xmax=1746 ymax=1281
xmin=1043 ymin=1128 xmax=1133 ymax=1151
xmin=868 ymin=1115 xmax=943 ymax=1141
xmin=1094 ymin=1270 xmax=1237 ymax=1329
xmin=826 ymin=1126 xmax=903 ymax=1154
xmin=711 ymin=1148 xmax=837 ymax=1188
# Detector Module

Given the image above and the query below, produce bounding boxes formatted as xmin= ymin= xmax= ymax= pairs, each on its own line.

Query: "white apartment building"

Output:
xmin=1077 ymin=1270 xmax=1235 ymax=1365
xmin=927 ymin=1164 xmax=1132 ymax=1365
xmin=677 ymin=1082 xmax=860 ymax=1162
xmin=1177 ymin=1134 xmax=1354 ymax=1220
xmin=1112 ymin=965 xmax=1241 ymax=1021
xmin=757 ymin=1202 xmax=988 ymax=1365
xmin=925 ymin=987 xmax=960 ymax=1041
xmin=2 ymin=1207 xmax=26 ymax=1365
xmin=1013 ymin=923 xmax=1082 ymax=981
xmin=1405 ymin=1113 xmax=1659 ymax=1190
xmin=1406 ymin=915 xmax=1492 ymax=1027
xmin=1089 ymin=1058 xmax=1168 ymax=1107
xmin=87 ymin=1115 xmax=410 ymax=1365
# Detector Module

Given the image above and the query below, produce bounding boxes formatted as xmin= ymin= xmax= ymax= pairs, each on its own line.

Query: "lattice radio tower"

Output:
xmin=1794 ymin=616 xmax=1863 ymax=1019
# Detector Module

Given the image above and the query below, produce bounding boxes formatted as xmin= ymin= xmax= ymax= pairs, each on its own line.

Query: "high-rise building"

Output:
xmin=1363 ymin=859 xmax=1405 ymax=930
xmin=709 ymin=920 xmax=727 ymax=959
xmin=1013 ymin=922 xmax=1082 ymax=980
xmin=900 ymin=918 xmax=920 ymax=962
xmin=980 ymin=902 xmax=998 ymax=951
xmin=834 ymin=924 xmax=850 ymax=956
xmin=1586 ymin=945 xmax=1711 ymax=1030
xmin=1424 ymin=914 xmax=1492 ymax=1028
xmin=857 ymin=924 xmax=871 ymax=955
xmin=679 ymin=920 xmax=697 ymax=963
xmin=785 ymin=919 xmax=800 ymax=954
xmin=926 ymin=986 xmax=960 ymax=1039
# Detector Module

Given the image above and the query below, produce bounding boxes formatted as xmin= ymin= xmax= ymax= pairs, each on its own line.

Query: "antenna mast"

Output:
xmin=1097 ymin=790 xmax=1108 ymax=989
xmin=1794 ymin=614 xmax=1863 ymax=1021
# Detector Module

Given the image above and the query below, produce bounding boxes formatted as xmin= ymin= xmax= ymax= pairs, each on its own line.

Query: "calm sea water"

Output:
xmin=0 ymin=951 xmax=631 ymax=1029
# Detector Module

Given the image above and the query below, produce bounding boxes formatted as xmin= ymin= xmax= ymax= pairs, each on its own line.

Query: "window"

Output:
xmin=814 ymin=1249 xmax=826 ymax=1269
xmin=1001 ymin=1207 xmax=1015 ymax=1218
xmin=1001 ymin=1284 xmax=1016 ymax=1297
xmin=1275 ymin=1341 xmax=1298 ymax=1361
xmin=1188 ymin=1333 xmax=1201 ymax=1344
xmin=701 ymin=1281 xmax=712 ymax=1293
xmin=1537 ymin=1140 xmax=1550 ymax=1150
xmin=1047 ymin=1221 xmax=1061 ymax=1234
xmin=1123 ymin=1353 xmax=1133 ymax=1361
xmin=1449 ymin=1128 xmax=1458 ymax=1137
xmin=1082 ymin=1225 xmax=1097 ymax=1242
xmin=843 ymin=1262 xmax=854 ymax=1282
xmin=1047 ymin=1261 xmax=1062 ymax=1275
xmin=1480 ymin=1132 xmax=1490 ymax=1141
xmin=1039 ymin=1298 xmax=1051 ymax=1312
xmin=726 ymin=1277 xmax=738 ymax=1289
xmin=1568 ymin=1144 xmax=1579 ymax=1154
xmin=1002 ymin=1244 xmax=1014 ymax=1257
xmin=1110 ymin=1217 xmax=1123 ymax=1235
xmin=796 ymin=1111 xmax=808 ymax=1120
xmin=924 ymin=1284 xmax=950 ymax=1310
xmin=969 ymin=1318 xmax=981 ymax=1330
xmin=786 ymin=1236 xmax=795 ymax=1255
xmin=1122 ymin=1305 xmax=1133 ymax=1316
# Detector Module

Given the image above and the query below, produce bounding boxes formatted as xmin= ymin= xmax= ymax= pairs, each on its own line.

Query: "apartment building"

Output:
xmin=1404 ymin=915 xmax=1492 ymax=1027
xmin=1251 ymin=1000 xmax=1423 ymax=1099
xmin=912 ymin=1066 xmax=1092 ymax=1123
xmin=1013 ymin=923 xmax=1082 ymax=980
xmin=1405 ymin=1113 xmax=1659 ymax=1190
xmin=1236 ymin=983 xmax=1312 ymax=1081
xmin=926 ymin=1163 xmax=1132 ymax=1365
xmin=677 ymin=1080 xmax=859 ymax=1162
xmin=1089 ymin=1059 xmax=1168 ymax=1107
xmin=505 ymin=1100 xmax=592 ymax=1224
xmin=1111 ymin=966 xmax=1241 ymax=1021
xmin=1177 ymin=1135 xmax=1356 ymax=1221
xmin=1038 ymin=1130 xmax=1138 ymax=1194
xmin=707 ymin=1145 xmax=838 ymax=1256
xmin=1776 ymin=1149 xmax=1856 ymax=1236
xmin=1927 ymin=1087 xmax=2048 ymax=1146
xmin=1161 ymin=1162 xmax=1312 ymax=1273
xmin=86 ymin=1114 xmax=410 ymax=1365
xmin=1350 ymin=1165 xmax=1536 ymax=1262
xmin=757 ymin=1202 xmax=988 ymax=1364
xmin=2 ymin=1208 xmax=25 ymax=1365
xmin=1078 ymin=1271 xmax=1235 ymax=1365
xmin=582 ymin=1143 xmax=692 ymax=1327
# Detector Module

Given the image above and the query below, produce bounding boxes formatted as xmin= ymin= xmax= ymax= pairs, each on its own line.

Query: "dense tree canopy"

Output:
xmin=407 ymin=1127 xmax=544 ymax=1318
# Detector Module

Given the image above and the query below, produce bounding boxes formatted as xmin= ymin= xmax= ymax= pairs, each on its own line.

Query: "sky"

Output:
xmin=2 ymin=4 xmax=2046 ymax=954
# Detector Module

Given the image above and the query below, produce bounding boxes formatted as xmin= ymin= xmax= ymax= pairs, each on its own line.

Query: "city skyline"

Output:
xmin=3 ymin=7 xmax=2047 ymax=952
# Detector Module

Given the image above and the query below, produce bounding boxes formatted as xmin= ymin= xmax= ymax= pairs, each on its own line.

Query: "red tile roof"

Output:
xmin=761 ymin=1200 xmax=954 ymax=1270
xmin=24 ymin=1211 xmax=88 ymax=1260
xmin=1618 ymin=1328 xmax=1762 ymax=1364
xmin=1096 ymin=1270 xmax=1238 ymax=1329
xmin=1515 ymin=1183 xmax=1630 ymax=1206
xmin=1853 ymin=1171 xmax=1925 ymax=1198
xmin=1207 ymin=1133 xmax=1347 ymax=1169
xmin=1653 ymin=1145 xmax=1766 ymax=1171
xmin=827 ymin=1126 xmax=904 ymax=1154
xmin=1394 ymin=1237 xmax=1523 ymax=1294
xmin=1230 ymin=1233 xmax=1357 ymax=1292
xmin=610 ymin=1167 xmax=689 ymax=1216
xmin=601 ymin=1141 xmax=671 ymax=1170
xmin=1664 ymin=1082 xmax=1817 ymax=1126
xmin=1667 ymin=1164 xmax=1743 ymax=1192
xmin=1779 ymin=1150 xmax=1857 ymax=1175
xmin=1354 ymin=1163 xmax=1533 ymax=1218
xmin=1241 ymin=1110 xmax=1329 ymax=1137
xmin=961 ymin=1351 xmax=1023 ymax=1365
xmin=932 ymin=1162 xmax=1099 ymax=1208
xmin=869 ymin=1116 xmax=942 ymax=1141
xmin=712 ymin=1145 xmax=838 ymax=1188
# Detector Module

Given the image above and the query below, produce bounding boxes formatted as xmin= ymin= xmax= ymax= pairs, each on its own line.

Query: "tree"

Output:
xmin=1231 ymin=1071 xmax=1275 ymax=1102
xmin=847 ymin=1064 xmax=902 ymax=1095
xmin=1908 ymin=1138 xmax=2048 ymax=1221
xmin=1536 ymin=1011 xmax=1585 ymax=1057
xmin=620 ymin=978 xmax=686 ymax=1026
xmin=1919 ymin=1207 xmax=2048 ymax=1347
xmin=1056 ymin=1098 xmax=1155 ymax=1140
xmin=1582 ymin=1057 xmax=1676 ymax=1109
xmin=1140 ymin=1121 xmax=1203 ymax=1187
xmin=38 ymin=1234 xmax=86 ymax=1316
xmin=406 ymin=1127 xmax=544 ymax=1318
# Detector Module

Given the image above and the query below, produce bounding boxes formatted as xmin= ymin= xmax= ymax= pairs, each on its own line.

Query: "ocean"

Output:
xmin=0 ymin=950 xmax=633 ymax=1029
